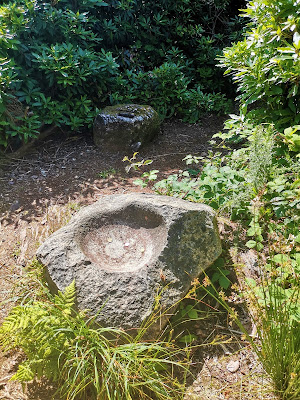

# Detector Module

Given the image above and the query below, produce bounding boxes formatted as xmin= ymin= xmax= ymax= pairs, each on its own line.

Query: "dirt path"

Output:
xmin=0 ymin=117 xmax=275 ymax=400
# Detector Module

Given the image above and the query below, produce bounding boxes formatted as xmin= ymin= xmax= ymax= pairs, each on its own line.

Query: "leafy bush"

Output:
xmin=132 ymin=119 xmax=299 ymax=219
xmin=0 ymin=280 xmax=188 ymax=400
xmin=218 ymin=0 xmax=300 ymax=129
xmin=130 ymin=123 xmax=278 ymax=214
xmin=0 ymin=1 xmax=119 ymax=147
xmin=112 ymin=62 xmax=231 ymax=121
xmin=0 ymin=0 xmax=245 ymax=148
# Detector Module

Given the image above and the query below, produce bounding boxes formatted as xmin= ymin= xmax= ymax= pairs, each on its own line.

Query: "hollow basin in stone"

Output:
xmin=78 ymin=208 xmax=167 ymax=273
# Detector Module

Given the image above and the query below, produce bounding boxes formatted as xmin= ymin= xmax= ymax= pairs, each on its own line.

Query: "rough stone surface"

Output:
xmin=93 ymin=104 xmax=160 ymax=152
xmin=37 ymin=194 xmax=222 ymax=333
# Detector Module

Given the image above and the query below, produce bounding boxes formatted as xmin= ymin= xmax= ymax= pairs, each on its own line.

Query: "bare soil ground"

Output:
xmin=0 ymin=117 xmax=276 ymax=399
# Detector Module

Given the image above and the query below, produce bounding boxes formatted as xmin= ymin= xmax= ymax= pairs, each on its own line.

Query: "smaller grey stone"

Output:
xmin=131 ymin=141 xmax=141 ymax=151
xmin=10 ymin=200 xmax=20 ymax=212
xmin=93 ymin=104 xmax=160 ymax=152
xmin=226 ymin=360 xmax=240 ymax=373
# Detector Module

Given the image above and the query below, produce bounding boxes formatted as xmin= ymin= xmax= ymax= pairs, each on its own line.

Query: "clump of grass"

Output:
xmin=0 ymin=280 xmax=189 ymax=400
xmin=251 ymin=276 xmax=300 ymax=400
xmin=202 ymin=260 xmax=300 ymax=400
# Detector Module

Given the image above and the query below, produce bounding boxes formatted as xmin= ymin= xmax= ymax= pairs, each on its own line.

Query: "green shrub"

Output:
xmin=130 ymin=119 xmax=299 ymax=219
xmin=0 ymin=1 xmax=119 ymax=147
xmin=132 ymin=123 xmax=278 ymax=215
xmin=0 ymin=0 xmax=245 ymax=149
xmin=0 ymin=280 xmax=188 ymax=400
xmin=112 ymin=62 xmax=231 ymax=121
xmin=218 ymin=0 xmax=300 ymax=129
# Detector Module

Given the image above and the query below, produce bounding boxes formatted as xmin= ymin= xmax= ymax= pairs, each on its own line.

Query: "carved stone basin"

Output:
xmin=37 ymin=194 xmax=222 ymax=333
xmin=79 ymin=209 xmax=167 ymax=273
xmin=82 ymin=224 xmax=154 ymax=272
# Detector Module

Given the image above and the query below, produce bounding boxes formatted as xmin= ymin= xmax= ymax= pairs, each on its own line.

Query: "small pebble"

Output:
xmin=10 ymin=200 xmax=21 ymax=212
xmin=226 ymin=360 xmax=240 ymax=373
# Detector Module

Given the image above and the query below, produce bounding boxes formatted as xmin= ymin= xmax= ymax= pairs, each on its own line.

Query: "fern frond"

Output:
xmin=54 ymin=280 xmax=76 ymax=311
xmin=11 ymin=363 xmax=35 ymax=382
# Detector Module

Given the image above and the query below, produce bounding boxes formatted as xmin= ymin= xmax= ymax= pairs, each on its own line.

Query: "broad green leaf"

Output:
xmin=272 ymin=254 xmax=290 ymax=264
xmin=133 ymin=179 xmax=145 ymax=187
xmin=187 ymin=309 xmax=198 ymax=319
xmin=214 ymin=257 xmax=225 ymax=268
xmin=246 ymin=240 xmax=257 ymax=248
xmin=143 ymin=160 xmax=153 ymax=165
xmin=256 ymin=242 xmax=264 ymax=251
xmin=219 ymin=276 xmax=230 ymax=290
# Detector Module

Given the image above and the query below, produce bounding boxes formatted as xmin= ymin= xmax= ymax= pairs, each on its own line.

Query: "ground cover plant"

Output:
xmin=0 ymin=0 xmax=245 ymax=149
xmin=0 ymin=268 xmax=190 ymax=400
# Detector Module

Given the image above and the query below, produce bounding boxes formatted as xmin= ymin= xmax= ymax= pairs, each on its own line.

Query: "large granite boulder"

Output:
xmin=37 ymin=194 xmax=222 ymax=333
xmin=93 ymin=104 xmax=160 ymax=152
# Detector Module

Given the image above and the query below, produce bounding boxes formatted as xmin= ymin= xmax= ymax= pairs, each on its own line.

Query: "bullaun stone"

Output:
xmin=37 ymin=194 xmax=222 ymax=333
xmin=93 ymin=104 xmax=160 ymax=152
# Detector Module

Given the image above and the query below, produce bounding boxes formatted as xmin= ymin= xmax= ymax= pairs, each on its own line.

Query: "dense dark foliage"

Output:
xmin=0 ymin=0 xmax=244 ymax=148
